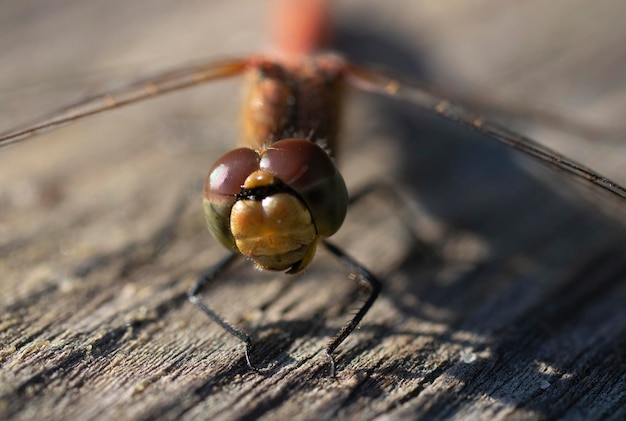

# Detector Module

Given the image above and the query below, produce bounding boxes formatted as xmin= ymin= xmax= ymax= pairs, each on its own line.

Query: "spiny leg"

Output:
xmin=322 ymin=240 xmax=381 ymax=377
xmin=187 ymin=253 xmax=259 ymax=372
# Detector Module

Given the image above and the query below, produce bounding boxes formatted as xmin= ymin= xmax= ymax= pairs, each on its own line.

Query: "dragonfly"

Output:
xmin=1 ymin=0 xmax=625 ymax=377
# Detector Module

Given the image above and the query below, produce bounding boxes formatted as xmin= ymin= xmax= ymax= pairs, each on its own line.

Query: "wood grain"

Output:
xmin=1 ymin=1 xmax=625 ymax=420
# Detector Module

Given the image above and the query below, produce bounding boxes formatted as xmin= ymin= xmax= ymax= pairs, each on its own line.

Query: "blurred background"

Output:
xmin=2 ymin=0 xmax=626 ymax=334
xmin=2 ymin=0 xmax=625 ymax=218
xmin=2 ymin=0 xmax=626 ymax=314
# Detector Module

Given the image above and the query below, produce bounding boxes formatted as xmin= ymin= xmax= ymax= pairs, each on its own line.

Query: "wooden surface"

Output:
xmin=1 ymin=1 xmax=626 ymax=420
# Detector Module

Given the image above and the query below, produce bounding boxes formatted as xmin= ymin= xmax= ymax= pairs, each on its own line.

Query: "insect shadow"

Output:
xmin=332 ymin=13 xmax=626 ymax=413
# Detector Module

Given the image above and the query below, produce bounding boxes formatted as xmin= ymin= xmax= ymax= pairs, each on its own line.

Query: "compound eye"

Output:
xmin=206 ymin=148 xmax=261 ymax=199
xmin=261 ymin=139 xmax=348 ymax=237
xmin=203 ymin=148 xmax=261 ymax=252
xmin=261 ymin=139 xmax=335 ymax=190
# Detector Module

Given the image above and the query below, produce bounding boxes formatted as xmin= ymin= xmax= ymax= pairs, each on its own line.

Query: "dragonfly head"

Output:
xmin=203 ymin=138 xmax=348 ymax=273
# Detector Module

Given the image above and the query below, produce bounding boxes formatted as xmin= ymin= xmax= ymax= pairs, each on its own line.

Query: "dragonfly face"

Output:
xmin=203 ymin=138 xmax=348 ymax=273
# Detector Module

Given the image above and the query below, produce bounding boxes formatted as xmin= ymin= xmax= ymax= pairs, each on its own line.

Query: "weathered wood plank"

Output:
xmin=1 ymin=1 xmax=625 ymax=420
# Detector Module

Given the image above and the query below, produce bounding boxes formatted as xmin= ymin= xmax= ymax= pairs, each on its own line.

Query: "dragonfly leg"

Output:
xmin=322 ymin=240 xmax=381 ymax=377
xmin=188 ymin=253 xmax=260 ymax=373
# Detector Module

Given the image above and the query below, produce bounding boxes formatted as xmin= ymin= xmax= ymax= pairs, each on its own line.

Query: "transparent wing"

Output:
xmin=0 ymin=58 xmax=250 ymax=148
xmin=344 ymin=64 xmax=626 ymax=220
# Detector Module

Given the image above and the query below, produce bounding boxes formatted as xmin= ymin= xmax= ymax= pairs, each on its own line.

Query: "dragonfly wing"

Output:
xmin=344 ymin=64 xmax=626 ymax=222
xmin=0 ymin=58 xmax=250 ymax=149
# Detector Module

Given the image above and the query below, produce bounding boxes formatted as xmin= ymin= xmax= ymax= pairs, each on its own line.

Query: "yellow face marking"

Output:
xmin=242 ymin=170 xmax=275 ymax=189
xmin=230 ymin=193 xmax=317 ymax=270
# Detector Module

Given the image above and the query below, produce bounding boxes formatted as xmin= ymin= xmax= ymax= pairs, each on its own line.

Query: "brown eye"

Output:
xmin=206 ymin=147 xmax=260 ymax=198
xmin=203 ymin=148 xmax=261 ymax=252
xmin=261 ymin=139 xmax=348 ymax=237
